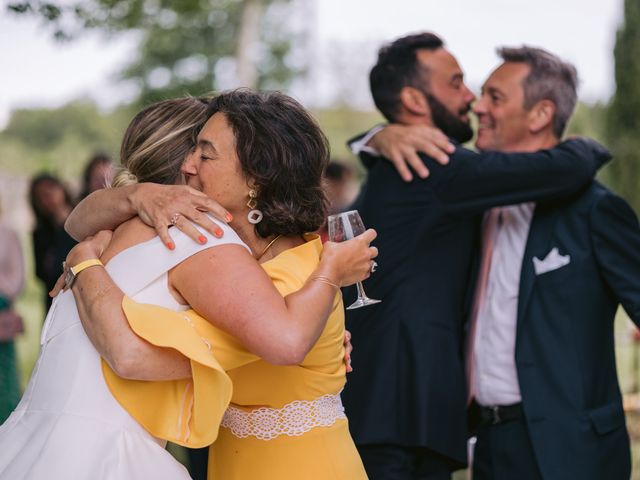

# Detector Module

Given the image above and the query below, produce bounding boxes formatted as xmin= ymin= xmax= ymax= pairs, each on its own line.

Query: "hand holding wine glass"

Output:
xmin=328 ymin=210 xmax=382 ymax=309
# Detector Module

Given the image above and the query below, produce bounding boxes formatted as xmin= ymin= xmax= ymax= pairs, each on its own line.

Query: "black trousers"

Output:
xmin=358 ymin=444 xmax=457 ymax=480
xmin=186 ymin=446 xmax=208 ymax=480
xmin=472 ymin=416 xmax=543 ymax=480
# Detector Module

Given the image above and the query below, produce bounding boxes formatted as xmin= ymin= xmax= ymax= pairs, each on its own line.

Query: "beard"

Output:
xmin=426 ymin=93 xmax=473 ymax=143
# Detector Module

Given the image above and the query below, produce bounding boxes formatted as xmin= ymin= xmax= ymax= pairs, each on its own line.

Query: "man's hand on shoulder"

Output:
xmin=369 ymin=124 xmax=454 ymax=182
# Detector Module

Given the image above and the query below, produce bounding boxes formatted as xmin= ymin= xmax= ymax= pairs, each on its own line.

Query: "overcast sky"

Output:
xmin=0 ymin=0 xmax=624 ymax=129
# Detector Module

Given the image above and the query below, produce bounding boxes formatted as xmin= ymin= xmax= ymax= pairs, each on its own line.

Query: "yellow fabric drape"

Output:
xmin=102 ymin=297 xmax=233 ymax=448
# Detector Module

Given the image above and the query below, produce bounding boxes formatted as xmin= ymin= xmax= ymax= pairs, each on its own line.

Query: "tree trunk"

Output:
xmin=235 ymin=0 xmax=262 ymax=88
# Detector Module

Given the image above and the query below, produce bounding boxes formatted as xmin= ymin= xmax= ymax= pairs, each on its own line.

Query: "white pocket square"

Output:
xmin=533 ymin=247 xmax=571 ymax=275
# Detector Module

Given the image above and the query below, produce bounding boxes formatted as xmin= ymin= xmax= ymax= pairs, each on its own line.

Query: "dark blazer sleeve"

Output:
xmin=590 ymin=191 xmax=640 ymax=323
xmin=435 ymin=139 xmax=610 ymax=215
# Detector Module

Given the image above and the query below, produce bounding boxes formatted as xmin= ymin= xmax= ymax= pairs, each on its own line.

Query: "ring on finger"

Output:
xmin=170 ymin=213 xmax=181 ymax=226
xmin=370 ymin=260 xmax=378 ymax=273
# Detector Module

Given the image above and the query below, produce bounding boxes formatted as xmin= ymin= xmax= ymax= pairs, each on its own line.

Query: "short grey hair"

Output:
xmin=497 ymin=46 xmax=578 ymax=138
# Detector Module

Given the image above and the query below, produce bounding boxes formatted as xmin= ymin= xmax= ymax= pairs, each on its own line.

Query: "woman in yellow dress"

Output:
xmin=64 ymin=90 xmax=372 ymax=479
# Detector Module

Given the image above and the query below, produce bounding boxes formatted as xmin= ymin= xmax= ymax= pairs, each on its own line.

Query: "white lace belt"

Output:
xmin=220 ymin=392 xmax=346 ymax=440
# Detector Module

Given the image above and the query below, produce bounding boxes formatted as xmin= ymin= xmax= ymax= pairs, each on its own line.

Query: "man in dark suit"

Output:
xmin=341 ymin=33 xmax=610 ymax=479
xmin=464 ymin=47 xmax=639 ymax=480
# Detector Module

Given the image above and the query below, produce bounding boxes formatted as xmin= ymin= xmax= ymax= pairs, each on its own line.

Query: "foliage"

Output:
xmin=0 ymin=98 xmax=384 ymax=187
xmin=565 ymin=101 xmax=614 ymax=185
xmin=7 ymin=0 xmax=300 ymax=105
xmin=0 ymin=100 xmax=134 ymax=183
xmin=312 ymin=107 xmax=384 ymax=175
xmin=566 ymin=101 xmax=608 ymax=142
xmin=606 ymin=0 xmax=640 ymax=213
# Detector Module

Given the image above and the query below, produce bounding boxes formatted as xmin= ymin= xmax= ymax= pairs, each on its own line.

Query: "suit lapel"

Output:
xmin=517 ymin=204 xmax=560 ymax=325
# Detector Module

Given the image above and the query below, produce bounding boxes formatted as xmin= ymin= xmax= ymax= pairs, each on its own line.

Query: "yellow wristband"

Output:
xmin=71 ymin=258 xmax=103 ymax=275
xmin=65 ymin=258 xmax=103 ymax=289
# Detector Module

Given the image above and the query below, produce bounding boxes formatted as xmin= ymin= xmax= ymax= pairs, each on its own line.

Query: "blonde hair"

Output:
xmin=112 ymin=96 xmax=211 ymax=188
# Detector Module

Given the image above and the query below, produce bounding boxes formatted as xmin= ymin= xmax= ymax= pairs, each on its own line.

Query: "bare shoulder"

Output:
xmin=101 ymin=217 xmax=158 ymax=264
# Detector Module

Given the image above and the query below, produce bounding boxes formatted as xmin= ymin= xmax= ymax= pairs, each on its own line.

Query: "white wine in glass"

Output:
xmin=327 ymin=210 xmax=381 ymax=310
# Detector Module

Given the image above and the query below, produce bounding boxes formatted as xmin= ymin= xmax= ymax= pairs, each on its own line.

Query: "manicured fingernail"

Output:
xmin=166 ymin=241 xmax=175 ymax=250
xmin=198 ymin=235 xmax=207 ymax=244
xmin=214 ymin=229 xmax=223 ymax=238
xmin=226 ymin=213 xmax=233 ymax=222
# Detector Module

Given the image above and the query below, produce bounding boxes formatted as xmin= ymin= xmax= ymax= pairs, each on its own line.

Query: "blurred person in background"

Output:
xmin=29 ymin=174 xmax=76 ymax=312
xmin=319 ymin=161 xmax=359 ymax=242
xmin=324 ymin=161 xmax=359 ymax=215
xmin=78 ymin=152 xmax=114 ymax=201
xmin=0 ymin=199 xmax=25 ymax=423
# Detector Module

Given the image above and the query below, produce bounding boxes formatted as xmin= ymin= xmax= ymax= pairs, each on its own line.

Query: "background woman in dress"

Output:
xmin=29 ymin=173 xmax=76 ymax=311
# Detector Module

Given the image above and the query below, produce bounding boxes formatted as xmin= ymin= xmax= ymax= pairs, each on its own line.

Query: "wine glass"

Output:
xmin=327 ymin=210 xmax=381 ymax=310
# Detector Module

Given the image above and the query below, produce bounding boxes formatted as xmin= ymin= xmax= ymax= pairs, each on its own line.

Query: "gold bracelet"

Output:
xmin=310 ymin=275 xmax=340 ymax=289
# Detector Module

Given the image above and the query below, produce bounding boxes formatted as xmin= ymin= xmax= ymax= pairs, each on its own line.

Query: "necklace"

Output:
xmin=256 ymin=234 xmax=282 ymax=261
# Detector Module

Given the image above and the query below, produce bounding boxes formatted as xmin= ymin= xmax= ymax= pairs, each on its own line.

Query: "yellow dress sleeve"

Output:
xmin=104 ymin=238 xmax=323 ymax=446
xmin=102 ymin=296 xmax=236 ymax=448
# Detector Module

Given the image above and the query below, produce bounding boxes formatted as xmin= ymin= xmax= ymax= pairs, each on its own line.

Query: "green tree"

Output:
xmin=606 ymin=0 xmax=640 ymax=213
xmin=0 ymin=100 xmax=133 ymax=180
xmin=7 ymin=0 xmax=300 ymax=105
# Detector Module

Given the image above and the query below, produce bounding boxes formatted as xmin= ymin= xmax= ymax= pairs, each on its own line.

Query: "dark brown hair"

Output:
xmin=207 ymin=90 xmax=330 ymax=238
xmin=79 ymin=152 xmax=112 ymax=199
xmin=29 ymin=173 xmax=75 ymax=228
xmin=370 ymin=32 xmax=444 ymax=122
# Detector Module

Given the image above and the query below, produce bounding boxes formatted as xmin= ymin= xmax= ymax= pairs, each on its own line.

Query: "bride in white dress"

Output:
xmin=0 ymin=96 xmax=376 ymax=480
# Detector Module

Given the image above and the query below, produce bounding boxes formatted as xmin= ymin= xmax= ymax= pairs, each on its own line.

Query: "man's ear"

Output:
xmin=528 ymin=99 xmax=556 ymax=134
xmin=399 ymin=86 xmax=430 ymax=117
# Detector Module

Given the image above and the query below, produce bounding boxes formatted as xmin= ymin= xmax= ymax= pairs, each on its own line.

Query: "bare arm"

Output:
xmin=60 ymin=229 xmax=377 ymax=381
xmin=65 ymin=183 xmax=232 ymax=247
xmin=63 ymin=232 xmax=192 ymax=381
xmin=170 ymin=235 xmax=376 ymax=366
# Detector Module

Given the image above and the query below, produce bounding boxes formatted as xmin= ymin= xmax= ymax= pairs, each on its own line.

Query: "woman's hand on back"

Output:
xmin=130 ymin=184 xmax=233 ymax=249
xmin=49 ymin=230 xmax=113 ymax=297
xmin=321 ymin=229 xmax=378 ymax=287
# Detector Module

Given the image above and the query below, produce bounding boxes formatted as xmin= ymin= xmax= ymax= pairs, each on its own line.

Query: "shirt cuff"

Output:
xmin=349 ymin=124 xmax=386 ymax=156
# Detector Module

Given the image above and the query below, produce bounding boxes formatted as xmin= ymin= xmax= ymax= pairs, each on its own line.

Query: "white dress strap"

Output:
xmin=106 ymin=218 xmax=249 ymax=297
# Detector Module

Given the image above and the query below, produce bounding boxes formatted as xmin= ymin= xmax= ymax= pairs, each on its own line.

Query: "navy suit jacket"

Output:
xmin=512 ymin=181 xmax=640 ymax=480
xmin=342 ymin=139 xmax=610 ymax=466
